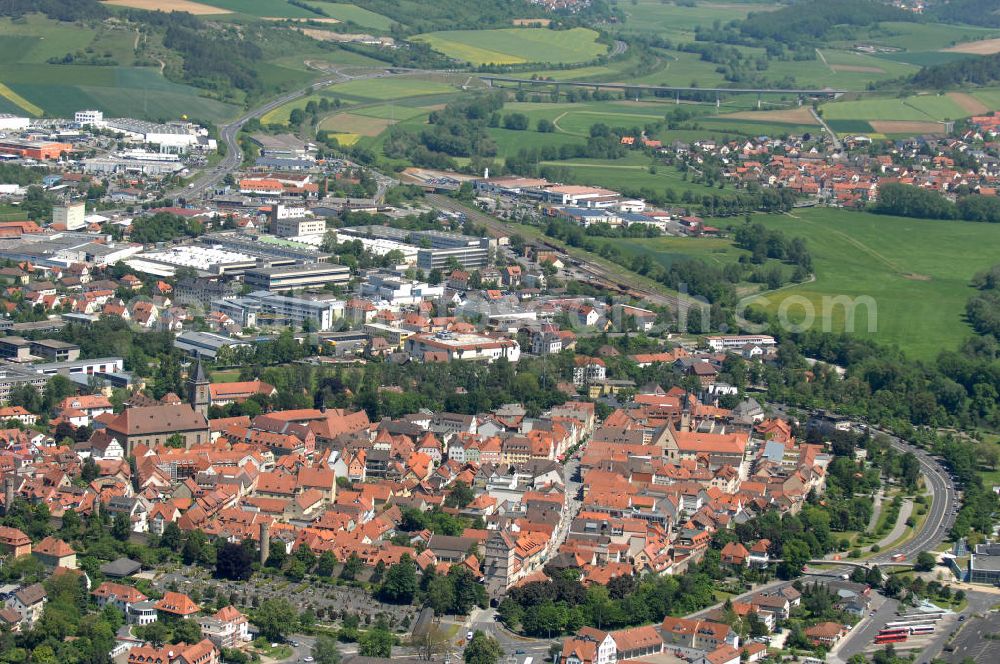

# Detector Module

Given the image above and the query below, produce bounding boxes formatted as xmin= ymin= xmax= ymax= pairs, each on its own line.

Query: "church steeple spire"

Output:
xmin=187 ymin=355 xmax=210 ymax=416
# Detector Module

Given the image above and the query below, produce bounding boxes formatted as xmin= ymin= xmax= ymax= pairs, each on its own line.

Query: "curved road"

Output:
xmin=170 ymin=77 xmax=338 ymax=201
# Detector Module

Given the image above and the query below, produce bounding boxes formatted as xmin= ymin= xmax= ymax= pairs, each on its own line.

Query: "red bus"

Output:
xmin=875 ymin=629 xmax=909 ymax=644
xmin=875 ymin=634 xmax=908 ymax=644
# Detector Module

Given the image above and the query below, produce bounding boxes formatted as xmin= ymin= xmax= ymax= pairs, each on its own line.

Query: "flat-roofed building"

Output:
xmin=417 ymin=245 xmax=490 ymax=271
xmin=272 ymin=215 xmax=326 ymax=238
xmin=214 ymin=291 xmax=343 ymax=331
xmin=244 ymin=263 xmax=350 ymax=292
xmin=0 ymin=337 xmax=32 ymax=362
xmin=405 ymin=331 xmax=520 ymax=363
xmin=29 ymin=339 xmax=80 ymax=362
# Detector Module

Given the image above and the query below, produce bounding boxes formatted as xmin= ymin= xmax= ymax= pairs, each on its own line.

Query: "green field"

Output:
xmin=821 ymin=94 xmax=968 ymax=122
xmin=539 ymin=153 xmax=722 ymax=197
xmin=846 ymin=21 xmax=1000 ymax=52
xmin=315 ymin=3 xmax=394 ymax=30
xmin=415 ymin=27 xmax=606 ymax=66
xmin=605 ymin=236 xmax=751 ymax=271
xmin=262 ymin=77 xmax=455 ymax=125
xmin=746 ymin=209 xmax=1000 ymax=359
xmin=612 ymin=0 xmax=766 ymax=38
xmin=199 ymin=0 xmax=318 ymax=18
xmin=331 ymin=76 xmax=455 ymax=101
xmin=0 ymin=15 xmax=239 ymax=121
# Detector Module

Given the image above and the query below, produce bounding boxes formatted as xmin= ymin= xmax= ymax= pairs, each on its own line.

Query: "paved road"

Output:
xmin=810 ymin=106 xmax=843 ymax=151
xmin=873 ymin=498 xmax=913 ymax=551
xmin=168 ymin=78 xmax=338 ymax=201
xmin=171 ymin=65 xmax=405 ymax=202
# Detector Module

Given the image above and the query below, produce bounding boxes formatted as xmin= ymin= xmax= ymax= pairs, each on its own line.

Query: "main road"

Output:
xmin=169 ymin=78 xmax=338 ymax=201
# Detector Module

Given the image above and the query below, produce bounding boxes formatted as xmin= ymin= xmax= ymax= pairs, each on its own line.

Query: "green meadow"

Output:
xmin=415 ymin=27 xmax=606 ymax=66
xmin=198 ymin=0 xmax=318 ymax=18
xmin=748 ymin=208 xmax=1000 ymax=359
xmin=314 ymin=3 xmax=394 ymax=30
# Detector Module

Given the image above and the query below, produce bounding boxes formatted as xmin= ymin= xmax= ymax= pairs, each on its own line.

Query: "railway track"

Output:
xmin=426 ymin=194 xmax=694 ymax=313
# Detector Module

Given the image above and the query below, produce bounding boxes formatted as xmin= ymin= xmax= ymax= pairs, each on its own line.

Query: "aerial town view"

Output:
xmin=1 ymin=1 xmax=1000 ymax=664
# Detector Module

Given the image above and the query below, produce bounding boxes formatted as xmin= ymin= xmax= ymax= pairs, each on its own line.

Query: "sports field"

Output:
xmin=749 ymin=208 xmax=1000 ymax=359
xmin=415 ymin=27 xmax=606 ymax=66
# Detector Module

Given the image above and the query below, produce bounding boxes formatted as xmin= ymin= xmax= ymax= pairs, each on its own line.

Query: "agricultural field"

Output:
xmin=762 ymin=49 xmax=918 ymax=91
xmin=848 ymin=21 xmax=1000 ymax=52
xmin=414 ymin=27 xmax=606 ymax=66
xmin=102 ymin=0 xmax=231 ymax=14
xmin=611 ymin=0 xmax=768 ymax=39
xmin=749 ymin=208 xmax=1000 ymax=359
xmin=819 ymin=94 xmax=970 ymax=134
xmin=314 ymin=3 xmax=394 ymax=30
xmin=0 ymin=15 xmax=239 ymax=121
xmin=331 ymin=77 xmax=456 ymax=101
xmin=189 ymin=0 xmax=317 ymax=18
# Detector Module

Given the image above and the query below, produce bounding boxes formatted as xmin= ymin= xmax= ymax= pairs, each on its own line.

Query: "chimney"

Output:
xmin=259 ymin=521 xmax=270 ymax=566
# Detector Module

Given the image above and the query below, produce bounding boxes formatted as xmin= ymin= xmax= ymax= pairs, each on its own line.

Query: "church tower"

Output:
xmin=187 ymin=356 xmax=210 ymax=416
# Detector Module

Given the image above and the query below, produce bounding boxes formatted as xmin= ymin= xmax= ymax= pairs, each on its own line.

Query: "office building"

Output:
xmin=416 ymin=245 xmax=490 ymax=271
xmin=214 ymin=291 xmax=344 ymax=331
xmin=75 ymin=110 xmax=104 ymax=126
xmin=271 ymin=205 xmax=326 ymax=237
xmin=0 ymin=365 xmax=48 ymax=403
xmin=244 ymin=263 xmax=350 ymax=292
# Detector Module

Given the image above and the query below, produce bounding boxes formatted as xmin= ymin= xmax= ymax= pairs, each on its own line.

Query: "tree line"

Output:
xmin=967 ymin=263 xmax=1000 ymax=341
xmin=872 ymin=183 xmax=1000 ymax=222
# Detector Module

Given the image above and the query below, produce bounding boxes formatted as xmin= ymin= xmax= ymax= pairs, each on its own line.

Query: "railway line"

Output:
xmin=426 ymin=193 xmax=695 ymax=313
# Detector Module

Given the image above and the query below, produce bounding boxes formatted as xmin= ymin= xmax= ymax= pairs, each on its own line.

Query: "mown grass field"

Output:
xmin=748 ymin=208 xmax=1000 ymax=359
xmin=415 ymin=27 xmax=606 ymax=65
